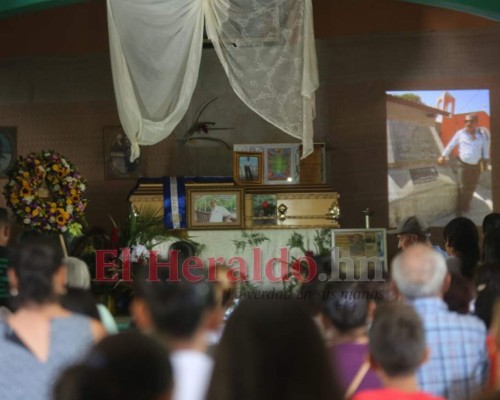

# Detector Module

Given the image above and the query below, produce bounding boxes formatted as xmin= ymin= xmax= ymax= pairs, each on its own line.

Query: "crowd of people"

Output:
xmin=1 ymin=207 xmax=500 ymax=400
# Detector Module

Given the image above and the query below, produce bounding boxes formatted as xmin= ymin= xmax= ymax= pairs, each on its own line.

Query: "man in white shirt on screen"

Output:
xmin=437 ymin=113 xmax=489 ymax=216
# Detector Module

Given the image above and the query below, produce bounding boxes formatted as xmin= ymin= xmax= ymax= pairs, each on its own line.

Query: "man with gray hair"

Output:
xmin=391 ymin=244 xmax=488 ymax=400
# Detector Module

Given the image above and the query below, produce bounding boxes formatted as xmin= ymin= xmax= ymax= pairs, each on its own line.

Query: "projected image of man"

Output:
xmin=437 ymin=114 xmax=489 ymax=216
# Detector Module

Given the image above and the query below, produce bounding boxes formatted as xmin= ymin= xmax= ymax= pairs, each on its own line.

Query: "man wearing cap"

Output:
xmin=437 ymin=113 xmax=489 ymax=216
xmin=393 ymin=215 xmax=447 ymax=258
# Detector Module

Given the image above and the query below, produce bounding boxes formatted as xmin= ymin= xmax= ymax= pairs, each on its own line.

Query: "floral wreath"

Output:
xmin=4 ymin=150 xmax=87 ymax=236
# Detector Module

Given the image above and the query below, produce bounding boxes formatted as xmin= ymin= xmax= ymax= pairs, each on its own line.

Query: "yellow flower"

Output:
xmin=24 ymin=206 xmax=31 ymax=213
xmin=55 ymin=209 xmax=69 ymax=226
xmin=52 ymin=164 xmax=60 ymax=172
xmin=32 ymin=209 xmax=39 ymax=217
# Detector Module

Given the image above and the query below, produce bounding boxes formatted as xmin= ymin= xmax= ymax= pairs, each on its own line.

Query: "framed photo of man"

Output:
xmin=0 ymin=127 xmax=17 ymax=179
xmin=187 ymin=186 xmax=244 ymax=230
xmin=233 ymin=151 xmax=263 ymax=184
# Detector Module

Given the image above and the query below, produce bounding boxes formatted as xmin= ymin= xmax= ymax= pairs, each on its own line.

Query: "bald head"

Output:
xmin=391 ymin=244 xmax=448 ymax=299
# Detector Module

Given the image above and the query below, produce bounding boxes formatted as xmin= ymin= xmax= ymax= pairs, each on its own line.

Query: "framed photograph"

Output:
xmin=233 ymin=151 xmax=263 ymax=184
xmin=251 ymin=194 xmax=277 ymax=226
xmin=0 ymin=127 xmax=17 ymax=179
xmin=233 ymin=143 xmax=300 ymax=185
xmin=187 ymin=186 xmax=244 ymax=230
xmin=104 ymin=126 xmax=147 ymax=180
xmin=331 ymin=229 xmax=387 ymax=280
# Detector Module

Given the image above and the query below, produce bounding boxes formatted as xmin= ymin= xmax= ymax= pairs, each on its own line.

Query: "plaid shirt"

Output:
xmin=409 ymin=298 xmax=488 ymax=400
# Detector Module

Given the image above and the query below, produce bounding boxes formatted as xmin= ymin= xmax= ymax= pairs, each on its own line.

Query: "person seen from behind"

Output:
xmin=391 ymin=244 xmax=488 ymax=400
xmin=205 ymin=297 xmax=343 ymax=400
xmin=353 ymin=302 xmax=444 ymax=400
xmin=53 ymin=331 xmax=173 ymax=400
xmin=0 ymin=235 xmax=106 ymax=400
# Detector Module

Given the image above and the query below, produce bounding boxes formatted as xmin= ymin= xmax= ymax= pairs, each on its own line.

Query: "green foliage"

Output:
xmin=397 ymin=93 xmax=423 ymax=104
xmin=287 ymin=232 xmax=308 ymax=254
xmin=232 ymin=231 xmax=270 ymax=253
xmin=283 ymin=229 xmax=332 ymax=292
xmin=287 ymin=229 xmax=331 ymax=256
xmin=120 ymin=205 xmax=180 ymax=248
xmin=312 ymin=229 xmax=331 ymax=256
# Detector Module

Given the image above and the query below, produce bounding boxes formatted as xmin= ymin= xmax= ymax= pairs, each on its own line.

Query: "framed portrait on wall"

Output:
xmin=233 ymin=151 xmax=263 ymax=184
xmin=0 ymin=127 xmax=17 ymax=179
xmin=103 ymin=126 xmax=147 ymax=180
xmin=187 ymin=186 xmax=244 ymax=230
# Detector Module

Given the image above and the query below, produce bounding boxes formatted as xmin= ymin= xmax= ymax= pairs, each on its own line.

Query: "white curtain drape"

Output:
xmin=107 ymin=0 xmax=319 ymax=161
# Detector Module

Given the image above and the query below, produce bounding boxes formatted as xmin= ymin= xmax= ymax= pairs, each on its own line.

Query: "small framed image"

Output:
xmin=187 ymin=186 xmax=244 ymax=230
xmin=264 ymin=144 xmax=300 ymax=184
xmin=0 ymin=127 xmax=17 ymax=179
xmin=233 ymin=151 xmax=263 ymax=184
xmin=104 ymin=126 xmax=147 ymax=180
xmin=234 ymin=143 xmax=300 ymax=185
xmin=251 ymin=194 xmax=277 ymax=226
xmin=331 ymin=229 xmax=387 ymax=280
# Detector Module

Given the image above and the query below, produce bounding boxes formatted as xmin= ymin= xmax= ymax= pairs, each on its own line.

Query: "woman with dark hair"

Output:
xmin=323 ymin=281 xmax=382 ymax=397
xmin=482 ymin=228 xmax=500 ymax=266
xmin=53 ymin=331 xmax=173 ymax=400
xmin=443 ymin=216 xmax=480 ymax=280
xmin=483 ymin=213 xmax=500 ymax=236
xmin=206 ymin=297 xmax=343 ymax=400
xmin=0 ymin=235 xmax=106 ymax=400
